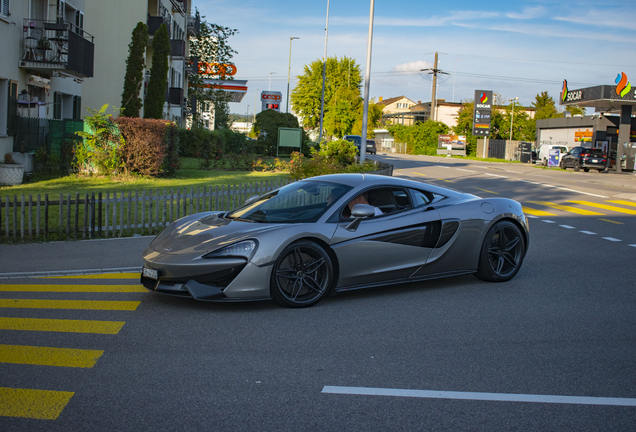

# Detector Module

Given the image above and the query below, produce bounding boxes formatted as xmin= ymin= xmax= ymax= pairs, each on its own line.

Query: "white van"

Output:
xmin=538 ymin=144 xmax=568 ymax=166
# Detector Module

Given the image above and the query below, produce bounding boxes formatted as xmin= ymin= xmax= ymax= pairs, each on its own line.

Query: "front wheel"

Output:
xmin=475 ymin=220 xmax=526 ymax=282
xmin=560 ymin=159 xmax=566 ymax=170
xmin=574 ymin=160 xmax=581 ymax=172
xmin=271 ymin=241 xmax=333 ymax=308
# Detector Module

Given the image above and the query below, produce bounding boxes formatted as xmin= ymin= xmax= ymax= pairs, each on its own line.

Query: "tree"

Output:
xmin=452 ymin=101 xmax=478 ymax=155
xmin=253 ymin=110 xmax=310 ymax=156
xmin=144 ymin=24 xmax=170 ymax=119
xmin=352 ymin=102 xmax=384 ymax=138
xmin=290 ymin=57 xmax=362 ymax=133
xmin=188 ymin=17 xmax=238 ymax=129
xmin=121 ymin=22 xmax=148 ymax=117
xmin=533 ymin=91 xmax=559 ymax=120
xmin=564 ymin=105 xmax=586 ymax=116
xmin=387 ymin=121 xmax=449 ymax=155
xmin=323 ymin=86 xmax=362 ymax=138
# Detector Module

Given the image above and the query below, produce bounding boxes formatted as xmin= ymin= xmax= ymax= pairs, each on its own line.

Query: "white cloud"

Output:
xmin=392 ymin=60 xmax=433 ymax=72
xmin=506 ymin=6 xmax=546 ymax=20
xmin=553 ymin=9 xmax=636 ymax=31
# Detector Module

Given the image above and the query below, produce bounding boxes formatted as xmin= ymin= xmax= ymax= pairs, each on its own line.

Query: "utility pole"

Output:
xmin=318 ymin=0 xmax=330 ymax=144
xmin=420 ymin=52 xmax=448 ymax=122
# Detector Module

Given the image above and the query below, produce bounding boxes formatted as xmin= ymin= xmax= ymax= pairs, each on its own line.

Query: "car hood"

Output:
xmin=151 ymin=212 xmax=289 ymax=256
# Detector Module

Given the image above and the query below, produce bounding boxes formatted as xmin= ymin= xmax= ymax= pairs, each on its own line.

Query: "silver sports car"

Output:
xmin=141 ymin=174 xmax=529 ymax=307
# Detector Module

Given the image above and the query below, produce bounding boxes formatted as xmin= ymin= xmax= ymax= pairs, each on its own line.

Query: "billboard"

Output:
xmin=261 ymin=91 xmax=282 ymax=112
xmin=472 ymin=90 xmax=493 ymax=136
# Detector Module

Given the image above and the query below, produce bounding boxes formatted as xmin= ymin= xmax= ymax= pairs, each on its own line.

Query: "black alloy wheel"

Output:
xmin=271 ymin=241 xmax=333 ymax=308
xmin=475 ymin=220 xmax=525 ymax=282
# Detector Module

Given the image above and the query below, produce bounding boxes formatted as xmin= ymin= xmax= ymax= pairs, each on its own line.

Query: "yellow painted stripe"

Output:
xmin=42 ymin=272 xmax=140 ymax=279
xmin=438 ymin=178 xmax=455 ymax=183
xmin=527 ymin=201 xmax=605 ymax=216
xmin=0 ymin=299 xmax=140 ymax=311
xmin=0 ymin=317 xmax=125 ymax=334
xmin=522 ymin=206 xmax=557 ymax=216
xmin=0 ymin=344 xmax=103 ymax=368
xmin=473 ymin=187 xmax=499 ymax=194
xmin=598 ymin=218 xmax=624 ymax=225
xmin=0 ymin=387 xmax=74 ymax=420
xmin=0 ymin=284 xmax=145 ymax=293
xmin=607 ymin=200 xmax=636 ymax=208
xmin=567 ymin=200 xmax=636 ymax=215
xmin=411 ymin=172 xmax=427 ymax=176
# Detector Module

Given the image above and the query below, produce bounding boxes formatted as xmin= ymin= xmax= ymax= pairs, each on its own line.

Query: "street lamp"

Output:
xmin=509 ymin=97 xmax=519 ymax=141
xmin=318 ymin=0 xmax=330 ymax=144
xmin=286 ymin=37 xmax=299 ymax=113
xmin=269 ymin=72 xmax=276 ymax=91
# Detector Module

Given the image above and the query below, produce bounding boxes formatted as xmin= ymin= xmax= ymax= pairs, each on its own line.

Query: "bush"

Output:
xmin=288 ymin=151 xmax=377 ymax=181
xmin=388 ymin=121 xmax=450 ymax=155
xmin=316 ymin=139 xmax=358 ymax=165
xmin=75 ymin=104 xmax=123 ymax=175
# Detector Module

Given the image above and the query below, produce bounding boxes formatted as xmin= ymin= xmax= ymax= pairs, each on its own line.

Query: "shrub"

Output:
xmin=317 ymin=139 xmax=358 ymax=165
xmin=75 ymin=104 xmax=123 ymax=175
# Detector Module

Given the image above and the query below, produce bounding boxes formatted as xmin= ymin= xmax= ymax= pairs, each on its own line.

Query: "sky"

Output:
xmin=195 ymin=0 xmax=636 ymax=117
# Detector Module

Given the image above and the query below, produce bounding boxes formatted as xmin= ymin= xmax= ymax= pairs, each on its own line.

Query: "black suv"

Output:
xmin=343 ymin=135 xmax=376 ymax=155
xmin=560 ymin=147 xmax=607 ymax=172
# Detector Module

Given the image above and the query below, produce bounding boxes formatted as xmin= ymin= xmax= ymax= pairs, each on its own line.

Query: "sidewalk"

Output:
xmin=0 ymin=236 xmax=153 ymax=278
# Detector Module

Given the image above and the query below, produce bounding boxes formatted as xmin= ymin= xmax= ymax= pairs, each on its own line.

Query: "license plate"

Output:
xmin=143 ymin=267 xmax=158 ymax=280
xmin=592 ymin=159 xmax=598 ymax=163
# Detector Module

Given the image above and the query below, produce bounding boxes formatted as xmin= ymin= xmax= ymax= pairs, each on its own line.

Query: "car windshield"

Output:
xmin=225 ymin=181 xmax=352 ymax=223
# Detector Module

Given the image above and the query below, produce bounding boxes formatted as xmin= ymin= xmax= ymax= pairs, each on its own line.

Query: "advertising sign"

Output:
xmin=472 ymin=90 xmax=493 ymax=136
xmin=437 ymin=135 xmax=467 ymax=156
xmin=575 ymin=129 xmax=593 ymax=143
xmin=548 ymin=148 xmax=561 ymax=167
xmin=261 ymin=91 xmax=282 ymax=112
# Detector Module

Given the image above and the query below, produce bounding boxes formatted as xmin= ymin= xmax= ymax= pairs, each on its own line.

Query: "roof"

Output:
xmin=377 ymin=96 xmax=415 ymax=107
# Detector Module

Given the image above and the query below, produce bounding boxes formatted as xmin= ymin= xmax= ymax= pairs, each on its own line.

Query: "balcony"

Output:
xmin=147 ymin=14 xmax=172 ymax=39
xmin=185 ymin=56 xmax=198 ymax=75
xmin=20 ymin=19 xmax=95 ymax=78
xmin=170 ymin=0 xmax=187 ymax=16
xmin=170 ymin=39 xmax=185 ymax=58
xmin=166 ymin=87 xmax=183 ymax=105
xmin=187 ymin=13 xmax=200 ymax=37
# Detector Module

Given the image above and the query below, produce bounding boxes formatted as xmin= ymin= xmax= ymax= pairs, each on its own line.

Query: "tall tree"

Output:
xmin=144 ymin=23 xmax=170 ymax=119
xmin=532 ymin=91 xmax=559 ymax=120
xmin=290 ymin=56 xmax=362 ymax=132
xmin=188 ymin=17 xmax=238 ymax=129
xmin=121 ymin=22 xmax=148 ymax=117
xmin=352 ymin=102 xmax=384 ymax=138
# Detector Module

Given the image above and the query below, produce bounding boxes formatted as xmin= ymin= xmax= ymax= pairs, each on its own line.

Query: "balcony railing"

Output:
xmin=167 ymin=87 xmax=184 ymax=105
xmin=148 ymin=14 xmax=172 ymax=39
xmin=20 ymin=19 xmax=95 ymax=78
xmin=187 ymin=13 xmax=200 ymax=37
xmin=170 ymin=39 xmax=185 ymax=58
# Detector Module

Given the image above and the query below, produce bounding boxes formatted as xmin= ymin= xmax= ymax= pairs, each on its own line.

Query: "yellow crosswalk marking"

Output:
xmin=473 ymin=187 xmax=498 ymax=194
xmin=522 ymin=206 xmax=557 ymax=216
xmin=0 ymin=317 xmax=125 ymax=334
xmin=411 ymin=172 xmax=427 ymax=176
xmin=42 ymin=272 xmax=140 ymax=279
xmin=0 ymin=284 xmax=145 ymax=293
xmin=0 ymin=344 xmax=103 ymax=368
xmin=0 ymin=299 xmax=141 ymax=310
xmin=0 ymin=387 xmax=74 ymax=420
xmin=527 ymin=201 xmax=605 ymax=216
xmin=607 ymin=200 xmax=636 ymax=208
xmin=567 ymin=200 xmax=636 ymax=214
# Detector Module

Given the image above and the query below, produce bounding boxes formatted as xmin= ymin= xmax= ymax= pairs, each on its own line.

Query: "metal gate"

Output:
xmin=487 ymin=139 xmax=507 ymax=159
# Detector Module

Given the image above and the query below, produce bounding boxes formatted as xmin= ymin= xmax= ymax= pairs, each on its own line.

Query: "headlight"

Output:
xmin=204 ymin=240 xmax=258 ymax=260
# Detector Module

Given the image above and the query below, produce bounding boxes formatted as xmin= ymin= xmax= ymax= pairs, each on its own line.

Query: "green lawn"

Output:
xmin=1 ymin=157 xmax=291 ymax=198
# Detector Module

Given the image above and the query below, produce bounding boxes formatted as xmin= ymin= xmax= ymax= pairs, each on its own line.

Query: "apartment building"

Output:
xmin=0 ymin=0 xmax=94 ymax=155
xmin=83 ymin=0 xmax=198 ymax=126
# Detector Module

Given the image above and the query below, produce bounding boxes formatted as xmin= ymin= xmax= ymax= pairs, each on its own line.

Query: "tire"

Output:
xmin=583 ymin=168 xmax=589 ymax=172
xmin=598 ymin=169 xmax=604 ymax=173
xmin=475 ymin=220 xmax=525 ymax=282
xmin=271 ymin=241 xmax=333 ymax=308
xmin=559 ymin=159 xmax=566 ymax=170
xmin=574 ymin=160 xmax=581 ymax=172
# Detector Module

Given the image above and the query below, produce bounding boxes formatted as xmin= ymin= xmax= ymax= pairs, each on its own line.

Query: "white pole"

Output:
xmin=286 ymin=37 xmax=299 ymax=113
xmin=318 ymin=0 xmax=330 ymax=144
xmin=360 ymin=0 xmax=375 ymax=163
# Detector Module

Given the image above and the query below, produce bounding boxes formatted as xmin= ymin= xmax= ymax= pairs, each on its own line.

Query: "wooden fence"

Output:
xmin=0 ymin=179 xmax=292 ymax=243
xmin=0 ymin=162 xmax=393 ymax=243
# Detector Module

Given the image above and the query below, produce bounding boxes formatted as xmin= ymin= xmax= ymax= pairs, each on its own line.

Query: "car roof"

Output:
xmin=305 ymin=173 xmax=469 ymax=198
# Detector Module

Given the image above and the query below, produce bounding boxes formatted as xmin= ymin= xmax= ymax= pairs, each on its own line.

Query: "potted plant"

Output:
xmin=0 ymin=153 xmax=26 ymax=186
xmin=37 ymin=37 xmax=51 ymax=50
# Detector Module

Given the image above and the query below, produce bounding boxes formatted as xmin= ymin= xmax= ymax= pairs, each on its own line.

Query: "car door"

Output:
xmin=329 ymin=187 xmax=442 ymax=289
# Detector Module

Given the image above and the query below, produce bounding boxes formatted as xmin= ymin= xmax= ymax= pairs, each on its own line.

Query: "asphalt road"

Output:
xmin=2 ymin=155 xmax=636 ymax=431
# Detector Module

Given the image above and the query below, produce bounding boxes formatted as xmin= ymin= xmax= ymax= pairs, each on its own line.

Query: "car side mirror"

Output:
xmin=346 ymin=204 xmax=375 ymax=231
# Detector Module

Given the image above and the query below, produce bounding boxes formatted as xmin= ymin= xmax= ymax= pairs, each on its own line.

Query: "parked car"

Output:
xmin=343 ymin=135 xmax=376 ymax=155
xmin=538 ymin=144 xmax=568 ymax=166
xmin=560 ymin=147 xmax=607 ymax=172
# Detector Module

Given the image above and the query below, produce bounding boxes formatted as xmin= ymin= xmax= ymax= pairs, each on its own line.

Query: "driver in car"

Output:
xmin=345 ymin=192 xmax=383 ymax=217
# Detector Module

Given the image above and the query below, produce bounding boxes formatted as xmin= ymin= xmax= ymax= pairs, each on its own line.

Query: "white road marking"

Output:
xmin=321 ymin=386 xmax=636 ymax=407
xmin=526 ymin=215 xmax=538 ymax=219
xmin=542 ymin=220 xmax=556 ymax=224
xmin=456 ymin=169 xmax=476 ymax=173
xmin=485 ymin=173 xmax=507 ymax=178
xmin=629 ymin=244 xmax=636 ymax=248
xmin=603 ymin=237 xmax=622 ymax=242
xmin=559 ymin=225 xmax=576 ymax=229
xmin=580 ymin=231 xmax=597 ymax=235
xmin=554 ymin=187 xmax=607 ymax=198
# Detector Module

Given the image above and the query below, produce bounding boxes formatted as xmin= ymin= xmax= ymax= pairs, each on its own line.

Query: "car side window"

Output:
xmin=410 ymin=189 xmax=444 ymax=207
xmin=340 ymin=188 xmax=412 ymax=220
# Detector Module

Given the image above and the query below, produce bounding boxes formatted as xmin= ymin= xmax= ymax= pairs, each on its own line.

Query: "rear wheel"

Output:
xmin=475 ymin=220 xmax=525 ymax=282
xmin=271 ymin=241 xmax=333 ymax=308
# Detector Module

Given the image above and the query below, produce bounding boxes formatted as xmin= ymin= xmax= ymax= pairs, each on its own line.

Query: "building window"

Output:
xmin=1 ymin=0 xmax=10 ymax=17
